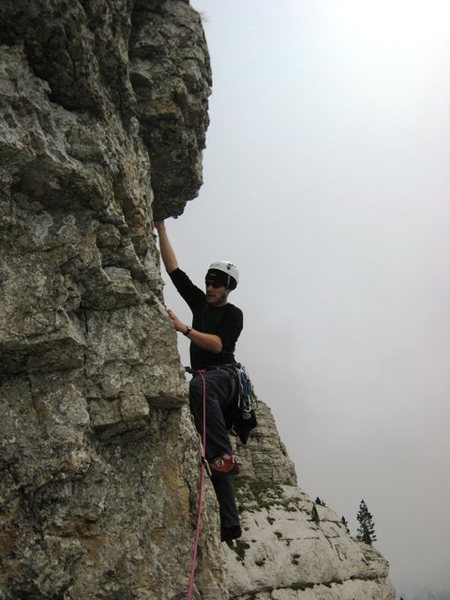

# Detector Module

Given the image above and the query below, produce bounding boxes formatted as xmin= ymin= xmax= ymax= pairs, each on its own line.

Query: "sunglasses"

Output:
xmin=205 ymin=279 xmax=224 ymax=288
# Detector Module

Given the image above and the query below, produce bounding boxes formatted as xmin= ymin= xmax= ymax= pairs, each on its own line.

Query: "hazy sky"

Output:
xmin=161 ymin=2 xmax=450 ymax=597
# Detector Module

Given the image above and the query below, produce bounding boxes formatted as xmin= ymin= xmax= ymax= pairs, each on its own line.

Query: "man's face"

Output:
xmin=205 ymin=282 xmax=228 ymax=306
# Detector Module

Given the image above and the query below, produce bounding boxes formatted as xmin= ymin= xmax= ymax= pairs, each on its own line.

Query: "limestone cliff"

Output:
xmin=0 ymin=2 xmax=395 ymax=599
xmin=0 ymin=1 xmax=222 ymax=598
xmin=225 ymin=403 xmax=396 ymax=599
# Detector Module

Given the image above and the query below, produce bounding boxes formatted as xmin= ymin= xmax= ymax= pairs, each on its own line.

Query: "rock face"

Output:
xmin=225 ymin=402 xmax=396 ymax=600
xmin=0 ymin=1 xmax=222 ymax=599
xmin=0 ymin=2 xmax=396 ymax=599
xmin=130 ymin=0 xmax=211 ymax=220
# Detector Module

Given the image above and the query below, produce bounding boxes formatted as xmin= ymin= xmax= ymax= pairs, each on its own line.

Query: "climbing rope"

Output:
xmin=186 ymin=369 xmax=208 ymax=600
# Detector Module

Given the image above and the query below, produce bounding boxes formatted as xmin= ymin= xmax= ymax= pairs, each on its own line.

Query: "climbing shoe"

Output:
xmin=209 ymin=452 xmax=240 ymax=476
xmin=221 ymin=525 xmax=242 ymax=542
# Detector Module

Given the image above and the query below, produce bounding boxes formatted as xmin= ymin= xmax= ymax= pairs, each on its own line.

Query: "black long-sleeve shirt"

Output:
xmin=169 ymin=268 xmax=243 ymax=370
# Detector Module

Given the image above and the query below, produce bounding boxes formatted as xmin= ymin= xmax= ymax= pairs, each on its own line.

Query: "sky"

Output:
xmin=160 ymin=2 xmax=450 ymax=598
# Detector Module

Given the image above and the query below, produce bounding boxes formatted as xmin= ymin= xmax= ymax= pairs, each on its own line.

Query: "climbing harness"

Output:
xmin=186 ymin=369 xmax=208 ymax=600
xmin=201 ymin=363 xmax=258 ymax=420
xmin=208 ymin=363 xmax=258 ymax=444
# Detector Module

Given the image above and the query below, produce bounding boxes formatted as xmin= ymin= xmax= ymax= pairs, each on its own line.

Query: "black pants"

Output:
xmin=189 ymin=369 xmax=240 ymax=530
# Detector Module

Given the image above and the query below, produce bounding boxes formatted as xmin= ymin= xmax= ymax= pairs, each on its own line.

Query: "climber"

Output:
xmin=155 ymin=220 xmax=242 ymax=543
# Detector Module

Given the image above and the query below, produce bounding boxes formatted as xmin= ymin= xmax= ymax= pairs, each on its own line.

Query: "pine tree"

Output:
xmin=356 ymin=499 xmax=377 ymax=545
xmin=341 ymin=516 xmax=350 ymax=534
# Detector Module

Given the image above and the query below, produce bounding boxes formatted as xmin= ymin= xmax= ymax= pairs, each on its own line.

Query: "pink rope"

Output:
xmin=186 ymin=370 xmax=207 ymax=600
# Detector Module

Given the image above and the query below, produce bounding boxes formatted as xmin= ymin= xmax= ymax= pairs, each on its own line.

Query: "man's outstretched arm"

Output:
xmin=155 ymin=220 xmax=178 ymax=274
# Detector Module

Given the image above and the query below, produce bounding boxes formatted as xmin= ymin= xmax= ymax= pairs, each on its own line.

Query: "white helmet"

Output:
xmin=206 ymin=261 xmax=239 ymax=290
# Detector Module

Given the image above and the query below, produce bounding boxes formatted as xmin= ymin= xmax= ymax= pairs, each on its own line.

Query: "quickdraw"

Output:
xmin=235 ymin=363 xmax=258 ymax=419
